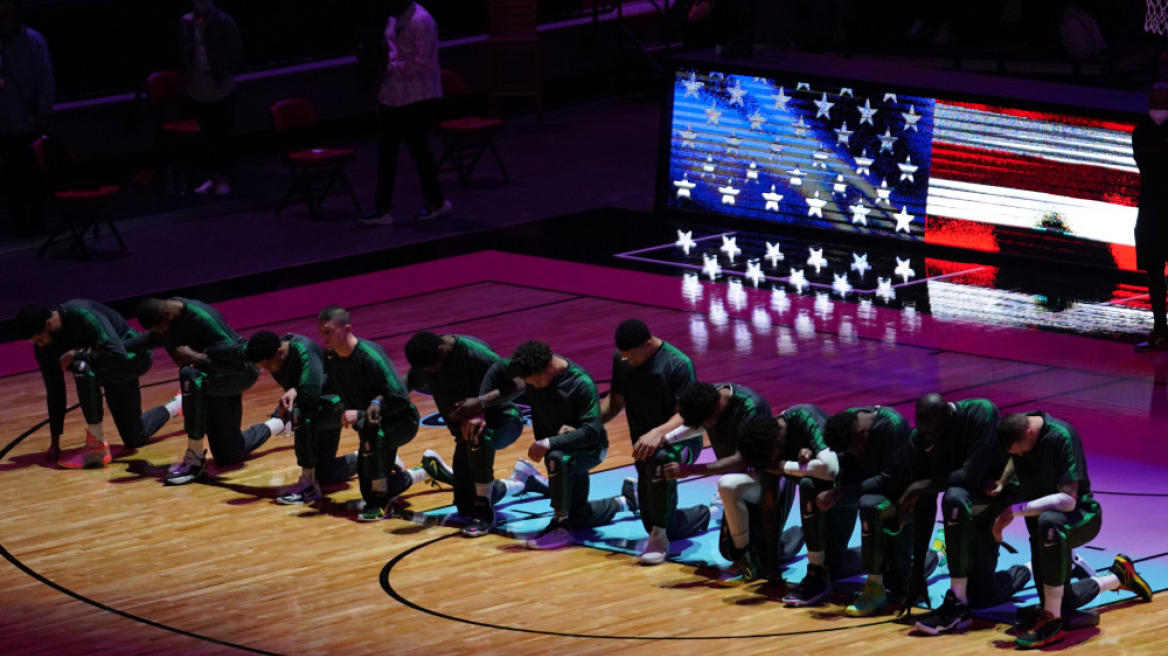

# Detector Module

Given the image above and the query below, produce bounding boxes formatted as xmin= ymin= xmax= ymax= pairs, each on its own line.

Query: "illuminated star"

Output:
xmin=725 ymin=132 xmax=742 ymax=154
xmin=788 ymin=166 xmax=805 ymax=186
xmin=682 ymin=72 xmax=704 ymax=98
xmin=836 ymin=121 xmax=854 ymax=145
xmin=675 ymin=229 xmax=696 ymax=254
xmin=833 ymin=174 xmax=847 ymax=194
xmin=703 ymin=252 xmax=722 ymax=280
xmin=814 ymin=92 xmax=834 ymax=119
xmin=840 ymin=87 xmax=854 ymax=97
xmin=762 ymin=186 xmax=783 ymax=211
xmin=673 ymin=174 xmax=696 ymax=199
xmin=876 ymin=178 xmax=892 ymax=204
xmin=748 ymin=109 xmax=767 ymax=130
xmin=772 ymin=287 xmax=791 ymax=314
xmin=788 ymin=268 xmax=808 ymax=293
xmin=770 ymin=137 xmax=785 ymax=160
xmin=720 ymin=234 xmax=742 ymax=259
xmin=765 ymin=241 xmax=784 ymax=266
xmin=807 ymin=191 xmax=827 ymax=218
xmin=883 ymin=92 xmax=898 ymax=104
xmin=879 ymin=127 xmax=898 ymax=152
xmin=746 ymin=162 xmax=760 ymax=183
xmin=851 ymin=252 xmax=871 ymax=276
xmin=796 ymin=82 xmax=811 ymax=91
xmin=718 ymin=181 xmax=741 ymax=206
xmin=858 ymin=98 xmax=877 ymax=125
xmin=894 ymin=256 xmax=916 ymax=282
xmin=772 ymin=86 xmax=791 ymax=111
xmin=745 ymin=260 xmax=764 ymax=287
xmin=812 ymin=148 xmax=830 ymax=170
xmin=876 ymin=277 xmax=896 ymax=302
xmin=902 ymin=105 xmax=922 ymax=131
xmin=854 ymin=150 xmax=874 ymax=176
xmin=728 ymin=78 xmax=748 ymax=106
xmin=806 ymin=247 xmax=828 ymax=273
xmin=898 ymin=155 xmax=919 ymax=183
xmin=679 ymin=124 xmax=697 ymax=148
xmin=794 ymin=116 xmax=809 ymax=138
xmin=705 ymin=103 xmax=723 ymax=125
xmin=850 ymin=201 xmax=870 ymax=225
xmin=833 ymin=273 xmax=853 ymax=296
xmin=894 ymin=206 xmax=914 ymax=233
xmin=701 ymin=156 xmax=716 ymax=177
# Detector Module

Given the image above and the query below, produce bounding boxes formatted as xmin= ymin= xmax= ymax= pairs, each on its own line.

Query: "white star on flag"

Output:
xmin=682 ymin=72 xmax=704 ymax=98
xmin=833 ymin=174 xmax=847 ymax=194
xmin=894 ymin=256 xmax=915 ymax=282
xmin=877 ymin=178 xmax=892 ymax=204
xmin=812 ymin=148 xmax=830 ymax=169
xmin=762 ymin=186 xmax=783 ymax=211
xmin=806 ymin=247 xmax=828 ymax=273
xmin=807 ymin=191 xmax=827 ymax=218
xmin=814 ymin=92 xmax=834 ymax=119
xmin=788 ymin=268 xmax=808 ymax=293
xmin=879 ymin=127 xmax=898 ymax=152
xmin=840 ymin=87 xmax=854 ymax=96
xmin=720 ymin=234 xmax=742 ymax=259
xmin=794 ymin=116 xmax=809 ymax=138
xmin=771 ymin=287 xmax=790 ymax=314
xmin=898 ymin=155 xmax=918 ymax=183
xmin=703 ymin=252 xmax=722 ymax=280
xmin=858 ymin=98 xmax=877 ymax=125
xmin=745 ymin=260 xmax=764 ymax=287
xmin=702 ymin=156 xmax=716 ymax=177
xmin=836 ymin=121 xmax=853 ymax=145
xmin=725 ymin=132 xmax=742 ymax=154
xmin=746 ymin=162 xmax=760 ymax=183
xmin=832 ymin=273 xmax=853 ymax=296
xmin=894 ymin=206 xmax=914 ymax=233
xmin=765 ymin=240 xmax=784 ymax=266
xmin=850 ymin=201 xmax=870 ymax=225
xmin=876 ymin=277 xmax=896 ymax=302
xmin=673 ymin=174 xmax=696 ymax=199
xmin=772 ymin=87 xmax=791 ymax=110
xmin=796 ymin=82 xmax=811 ymax=91
xmin=748 ymin=109 xmax=767 ymax=130
xmin=718 ymin=182 xmax=740 ymax=206
xmin=770 ymin=138 xmax=785 ymax=159
xmin=788 ymin=167 xmax=805 ymax=186
xmin=728 ymin=78 xmax=747 ymax=106
xmin=705 ymin=103 xmax=723 ymax=125
xmin=902 ymin=106 xmax=921 ymax=131
xmin=675 ymin=229 xmax=696 ymax=254
xmin=884 ymin=92 xmax=898 ymax=104
xmin=854 ymin=150 xmax=873 ymax=176
xmin=679 ymin=125 xmax=697 ymax=148
xmin=850 ymin=252 xmax=871 ymax=276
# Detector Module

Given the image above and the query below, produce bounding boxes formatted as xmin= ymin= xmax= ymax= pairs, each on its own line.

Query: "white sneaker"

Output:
xmin=357 ymin=212 xmax=394 ymax=227
xmin=510 ymin=457 xmax=541 ymax=484
xmin=415 ymin=199 xmax=452 ymax=220
xmin=194 ymin=179 xmax=216 ymax=194
xmin=640 ymin=527 xmax=670 ymax=566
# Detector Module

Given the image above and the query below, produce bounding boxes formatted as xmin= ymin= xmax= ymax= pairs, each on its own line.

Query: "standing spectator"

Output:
xmin=178 ymin=0 xmax=242 ymax=195
xmin=1133 ymin=83 xmax=1168 ymax=351
xmin=0 ymin=0 xmax=53 ymax=236
xmin=358 ymin=0 xmax=450 ymax=227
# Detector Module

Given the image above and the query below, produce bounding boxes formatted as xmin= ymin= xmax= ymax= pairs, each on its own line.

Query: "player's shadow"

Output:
xmin=0 ymin=428 xmax=186 ymax=474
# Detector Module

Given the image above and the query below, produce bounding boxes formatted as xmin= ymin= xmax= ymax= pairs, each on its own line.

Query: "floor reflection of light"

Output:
xmin=682 ymin=272 xmax=703 ymax=306
xmin=821 ymin=335 xmax=837 ymax=355
xmin=796 ymin=309 xmax=815 ymax=339
xmin=710 ymin=298 xmax=729 ymax=327
xmin=840 ymin=316 xmax=859 ymax=345
xmin=859 ymin=298 xmax=874 ymax=323
xmin=777 ymin=326 xmax=798 ymax=355
xmin=690 ymin=315 xmax=709 ymax=354
xmin=772 ymin=286 xmax=791 ymax=315
xmin=752 ymin=306 xmax=772 ymax=334
xmin=883 ymin=324 xmax=897 ymax=347
xmin=734 ymin=322 xmax=753 ymax=355
xmin=815 ymin=292 xmax=834 ymax=320
xmin=728 ymin=279 xmax=747 ymax=312
xmin=903 ymin=302 xmax=921 ymax=332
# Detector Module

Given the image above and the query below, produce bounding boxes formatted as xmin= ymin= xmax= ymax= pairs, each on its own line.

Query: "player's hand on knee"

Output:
xmin=632 ymin=432 xmax=666 ymax=461
xmin=528 ymin=438 xmax=550 ymax=463
xmin=174 ymin=345 xmax=210 ymax=367
xmin=342 ymin=409 xmax=360 ymax=427
xmin=460 ymin=416 xmax=486 ymax=441
xmin=992 ymin=509 xmax=1013 ymax=541
xmin=58 ymin=350 xmax=76 ymax=372
xmin=662 ymin=462 xmax=683 ymax=480
xmin=557 ymin=424 xmax=575 ymax=435
xmin=797 ymin=448 xmax=813 ymax=466
xmin=451 ymin=397 xmax=484 ymax=424
xmin=366 ymin=401 xmax=382 ymax=424
xmin=815 ymin=488 xmax=840 ymax=511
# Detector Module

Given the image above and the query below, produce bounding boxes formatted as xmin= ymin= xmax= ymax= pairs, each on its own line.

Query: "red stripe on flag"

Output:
xmin=924 ymin=215 xmax=999 ymax=252
xmin=1110 ymin=243 xmax=1139 ymax=272
xmin=937 ymin=100 xmax=1137 ymax=133
xmin=931 ymin=143 xmax=1140 ymax=207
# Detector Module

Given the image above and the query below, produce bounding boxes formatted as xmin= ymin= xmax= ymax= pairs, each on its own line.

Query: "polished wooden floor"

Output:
xmin=2 ymin=254 xmax=1166 ymax=655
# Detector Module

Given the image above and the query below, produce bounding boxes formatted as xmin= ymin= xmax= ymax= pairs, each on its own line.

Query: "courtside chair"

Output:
xmin=436 ymin=69 xmax=510 ymax=185
xmin=33 ymin=136 xmax=126 ymax=259
xmin=270 ymin=99 xmax=362 ymax=220
xmin=143 ymin=71 xmax=200 ymax=195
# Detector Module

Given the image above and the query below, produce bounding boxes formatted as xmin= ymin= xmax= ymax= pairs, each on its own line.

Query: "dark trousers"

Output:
xmin=1027 ymin=497 xmax=1104 ymax=613
xmin=374 ymin=99 xmax=444 ymax=212
xmin=938 ymin=486 xmax=1031 ymax=608
xmin=799 ymin=477 xmax=863 ymax=578
xmin=179 ymin=365 xmax=269 ymax=465
xmin=357 ymin=409 xmax=419 ymax=505
xmin=75 ymin=352 xmax=171 ymax=448
xmin=293 ymin=396 xmax=355 ymax=486
xmin=0 ymin=132 xmax=45 ymax=235
xmin=190 ymin=92 xmax=236 ymax=180
xmin=546 ymin=447 xmax=619 ymax=531
xmin=637 ymin=436 xmax=710 ymax=539
xmin=452 ymin=406 xmax=524 ymax=518
xmin=859 ymin=493 xmax=914 ymax=589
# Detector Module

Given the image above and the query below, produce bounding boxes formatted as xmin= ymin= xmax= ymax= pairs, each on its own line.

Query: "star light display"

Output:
xmin=720 ymin=235 xmax=742 ymax=259
xmin=806 ymin=247 xmax=828 ymax=273
xmin=765 ymin=241 xmax=784 ymax=266
xmin=703 ymin=252 xmax=722 ymax=279
xmin=675 ymin=229 xmax=697 ymax=254
xmin=850 ymin=252 xmax=871 ymax=276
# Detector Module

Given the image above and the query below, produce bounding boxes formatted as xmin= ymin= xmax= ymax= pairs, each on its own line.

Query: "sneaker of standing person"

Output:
xmin=415 ymin=199 xmax=452 ymax=221
xmin=357 ymin=209 xmax=394 ymax=227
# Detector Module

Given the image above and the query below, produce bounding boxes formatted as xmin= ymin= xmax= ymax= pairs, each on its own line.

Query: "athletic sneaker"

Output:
xmin=914 ymin=589 xmax=971 ymax=635
xmin=640 ymin=527 xmax=669 ymax=566
xmin=164 ymin=449 xmax=207 ymax=485
xmin=421 ymin=449 xmax=455 ymax=487
xmin=357 ymin=210 xmax=394 ymax=227
xmin=1136 ymin=330 xmax=1168 ymax=352
xmin=1111 ymin=553 xmax=1154 ymax=602
xmin=845 ymin=579 xmax=888 ymax=617
xmin=277 ymin=480 xmax=322 ymax=506
xmin=82 ymin=435 xmax=112 ymax=467
xmin=1015 ymin=610 xmax=1064 ymax=649
xmin=525 ymin=520 xmax=576 ymax=550
xmin=415 ymin=199 xmax=452 ymax=221
xmin=194 ymin=179 xmax=216 ymax=194
xmin=358 ymin=495 xmax=392 ymax=522
xmin=717 ymin=546 xmax=762 ymax=586
xmin=621 ymin=477 xmax=639 ymax=515
xmin=511 ymin=458 xmax=550 ymax=495
xmin=931 ymin=527 xmax=947 ymax=568
xmin=463 ymin=512 xmax=496 ymax=538
xmin=783 ymin=564 xmax=831 ymax=606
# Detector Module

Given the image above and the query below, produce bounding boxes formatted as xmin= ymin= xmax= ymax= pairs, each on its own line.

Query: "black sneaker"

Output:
xmin=1015 ymin=611 xmax=1064 ymax=649
xmin=914 ymin=589 xmax=971 ymax=635
xmin=357 ymin=495 xmax=392 ymax=522
xmin=782 ymin=564 xmax=830 ymax=606
xmin=463 ymin=513 xmax=496 ymax=538
xmin=163 ymin=449 xmax=207 ymax=486
xmin=276 ymin=481 xmax=322 ymax=506
xmin=621 ymin=477 xmax=639 ymax=515
xmin=716 ymin=544 xmax=762 ymax=587
xmin=1111 ymin=553 xmax=1154 ymax=602
xmin=421 ymin=449 xmax=455 ymax=486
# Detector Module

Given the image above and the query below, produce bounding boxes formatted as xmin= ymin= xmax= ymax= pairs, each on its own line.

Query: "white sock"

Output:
xmin=614 ymin=495 xmax=629 ymax=513
xmin=263 ymin=418 xmax=285 ymax=436
xmin=1094 ymin=573 xmax=1121 ymax=592
xmin=951 ymin=577 xmax=968 ymax=603
xmin=86 ymin=423 xmax=104 ymax=441
xmin=475 ymin=482 xmax=493 ymax=498
xmin=165 ymin=394 xmax=183 ymax=418
xmin=807 ymin=551 xmax=825 ymax=567
xmin=408 ymin=466 xmax=429 ymax=485
xmin=372 ymin=478 xmax=389 ymax=494
xmin=502 ymin=478 xmax=525 ymax=496
xmin=1043 ymin=584 xmax=1064 ymax=618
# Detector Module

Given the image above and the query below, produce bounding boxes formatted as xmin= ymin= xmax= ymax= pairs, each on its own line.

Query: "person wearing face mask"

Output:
xmin=1133 ymin=83 xmax=1168 ymax=351
xmin=178 ymin=0 xmax=243 ymax=196
xmin=0 ymin=0 xmax=53 ymax=237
